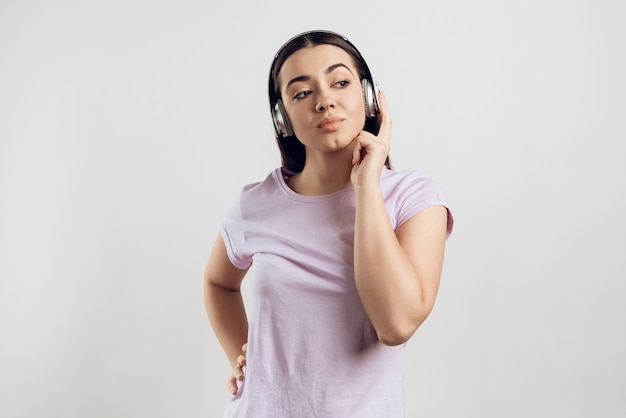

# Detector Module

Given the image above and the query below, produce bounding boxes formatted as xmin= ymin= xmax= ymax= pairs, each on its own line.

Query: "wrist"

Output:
xmin=354 ymin=181 xmax=382 ymax=197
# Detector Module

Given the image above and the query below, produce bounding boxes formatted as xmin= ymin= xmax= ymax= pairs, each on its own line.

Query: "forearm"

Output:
xmin=353 ymin=184 xmax=428 ymax=345
xmin=204 ymin=281 xmax=248 ymax=367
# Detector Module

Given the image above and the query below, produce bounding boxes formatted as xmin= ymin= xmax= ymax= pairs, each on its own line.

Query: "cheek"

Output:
xmin=352 ymin=100 xmax=367 ymax=128
xmin=283 ymin=106 xmax=310 ymax=139
xmin=350 ymin=90 xmax=367 ymax=121
xmin=284 ymin=106 xmax=306 ymax=129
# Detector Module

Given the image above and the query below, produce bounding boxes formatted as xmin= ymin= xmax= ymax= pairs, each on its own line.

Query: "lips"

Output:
xmin=317 ymin=116 xmax=344 ymax=131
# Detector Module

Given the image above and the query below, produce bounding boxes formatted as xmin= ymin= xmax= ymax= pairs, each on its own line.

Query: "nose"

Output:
xmin=315 ymin=90 xmax=335 ymax=112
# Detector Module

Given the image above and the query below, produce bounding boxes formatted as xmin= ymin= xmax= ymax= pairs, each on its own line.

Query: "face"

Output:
xmin=278 ymin=44 xmax=367 ymax=155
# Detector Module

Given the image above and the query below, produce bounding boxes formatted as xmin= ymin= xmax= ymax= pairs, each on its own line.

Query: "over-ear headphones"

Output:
xmin=269 ymin=31 xmax=380 ymax=139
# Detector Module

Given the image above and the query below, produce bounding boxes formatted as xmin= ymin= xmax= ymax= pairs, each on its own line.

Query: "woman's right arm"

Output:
xmin=203 ymin=233 xmax=250 ymax=394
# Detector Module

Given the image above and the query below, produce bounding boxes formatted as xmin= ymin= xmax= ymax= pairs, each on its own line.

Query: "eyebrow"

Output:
xmin=284 ymin=63 xmax=354 ymax=91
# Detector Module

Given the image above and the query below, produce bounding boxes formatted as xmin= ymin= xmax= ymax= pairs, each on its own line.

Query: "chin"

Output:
xmin=320 ymin=134 xmax=356 ymax=151
xmin=298 ymin=126 xmax=362 ymax=151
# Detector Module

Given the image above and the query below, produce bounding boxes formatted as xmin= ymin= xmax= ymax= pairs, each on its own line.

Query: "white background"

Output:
xmin=1 ymin=0 xmax=625 ymax=417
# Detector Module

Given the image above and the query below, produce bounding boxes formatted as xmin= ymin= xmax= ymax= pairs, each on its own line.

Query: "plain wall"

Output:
xmin=1 ymin=0 xmax=625 ymax=416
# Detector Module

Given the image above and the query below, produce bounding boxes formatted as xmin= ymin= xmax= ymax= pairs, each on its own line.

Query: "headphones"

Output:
xmin=269 ymin=31 xmax=380 ymax=138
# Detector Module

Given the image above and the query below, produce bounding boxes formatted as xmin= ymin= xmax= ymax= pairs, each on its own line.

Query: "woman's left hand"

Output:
xmin=350 ymin=89 xmax=392 ymax=187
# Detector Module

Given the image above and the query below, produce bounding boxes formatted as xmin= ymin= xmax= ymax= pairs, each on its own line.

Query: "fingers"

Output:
xmin=233 ymin=360 xmax=245 ymax=381
xmin=351 ymin=130 xmax=388 ymax=166
xmin=227 ymin=375 xmax=238 ymax=395
xmin=228 ymin=360 xmax=245 ymax=395
xmin=352 ymin=140 xmax=364 ymax=165
xmin=377 ymin=89 xmax=392 ymax=140
xmin=236 ymin=353 xmax=246 ymax=369
xmin=235 ymin=343 xmax=247 ymax=381
xmin=227 ymin=343 xmax=248 ymax=395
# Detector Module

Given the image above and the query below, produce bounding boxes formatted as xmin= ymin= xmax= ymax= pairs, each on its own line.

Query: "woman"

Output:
xmin=204 ymin=30 xmax=453 ymax=417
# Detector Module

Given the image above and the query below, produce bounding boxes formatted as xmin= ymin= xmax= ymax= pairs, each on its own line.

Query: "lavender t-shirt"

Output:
xmin=220 ymin=167 xmax=453 ymax=418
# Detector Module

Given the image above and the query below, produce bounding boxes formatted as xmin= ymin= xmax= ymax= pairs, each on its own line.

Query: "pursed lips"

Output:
xmin=317 ymin=116 xmax=344 ymax=130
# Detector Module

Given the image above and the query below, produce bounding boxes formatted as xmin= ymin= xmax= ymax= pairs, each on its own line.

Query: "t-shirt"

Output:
xmin=220 ymin=167 xmax=453 ymax=418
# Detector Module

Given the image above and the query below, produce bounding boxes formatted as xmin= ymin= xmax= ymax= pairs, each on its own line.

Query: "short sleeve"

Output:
xmin=220 ymin=193 xmax=252 ymax=269
xmin=392 ymin=172 xmax=454 ymax=238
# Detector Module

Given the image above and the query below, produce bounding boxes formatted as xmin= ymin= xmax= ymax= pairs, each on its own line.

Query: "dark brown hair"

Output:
xmin=268 ymin=31 xmax=390 ymax=172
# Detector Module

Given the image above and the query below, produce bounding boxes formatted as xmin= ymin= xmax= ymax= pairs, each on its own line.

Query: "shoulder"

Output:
xmin=231 ymin=168 xmax=288 ymax=220
xmin=381 ymin=168 xmax=452 ymax=233
xmin=237 ymin=168 xmax=283 ymax=199
xmin=380 ymin=168 xmax=446 ymax=199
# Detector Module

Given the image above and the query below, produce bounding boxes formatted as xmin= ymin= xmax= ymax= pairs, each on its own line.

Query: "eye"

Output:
xmin=293 ymin=90 xmax=312 ymax=100
xmin=333 ymin=80 xmax=350 ymax=88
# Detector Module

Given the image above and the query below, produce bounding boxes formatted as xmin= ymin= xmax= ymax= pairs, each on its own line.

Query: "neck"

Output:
xmin=288 ymin=150 xmax=353 ymax=195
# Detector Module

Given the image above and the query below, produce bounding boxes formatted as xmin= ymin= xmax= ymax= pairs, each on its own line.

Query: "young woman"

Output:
xmin=204 ymin=30 xmax=453 ymax=417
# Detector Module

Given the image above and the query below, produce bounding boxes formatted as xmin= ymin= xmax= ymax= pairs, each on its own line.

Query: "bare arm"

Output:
xmin=203 ymin=233 xmax=249 ymax=394
xmin=351 ymin=91 xmax=449 ymax=346
xmin=354 ymin=193 xmax=448 ymax=346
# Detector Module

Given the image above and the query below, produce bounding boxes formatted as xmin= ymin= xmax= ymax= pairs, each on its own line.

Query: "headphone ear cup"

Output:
xmin=361 ymin=78 xmax=379 ymax=118
xmin=272 ymin=99 xmax=294 ymax=137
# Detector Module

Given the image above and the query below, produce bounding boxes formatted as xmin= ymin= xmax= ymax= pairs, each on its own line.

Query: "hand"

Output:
xmin=351 ymin=90 xmax=392 ymax=187
xmin=227 ymin=343 xmax=247 ymax=395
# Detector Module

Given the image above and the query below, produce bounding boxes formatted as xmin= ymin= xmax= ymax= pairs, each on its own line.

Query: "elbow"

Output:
xmin=377 ymin=328 xmax=415 ymax=346
xmin=376 ymin=309 xmax=433 ymax=346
